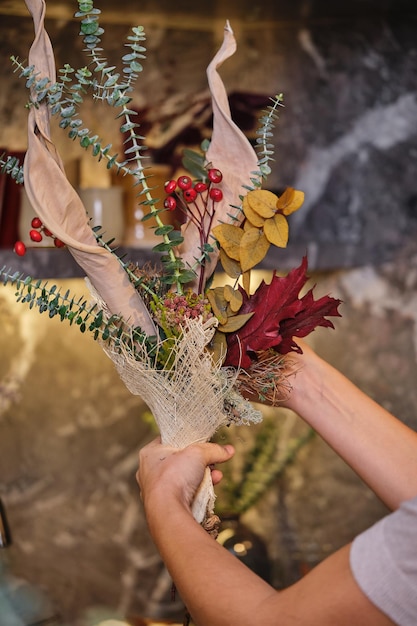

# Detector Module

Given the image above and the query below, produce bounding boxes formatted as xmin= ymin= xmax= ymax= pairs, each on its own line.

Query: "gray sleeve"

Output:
xmin=350 ymin=496 xmax=417 ymax=626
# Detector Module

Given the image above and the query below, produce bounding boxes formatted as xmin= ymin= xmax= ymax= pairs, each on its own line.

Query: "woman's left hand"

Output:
xmin=137 ymin=437 xmax=235 ymax=514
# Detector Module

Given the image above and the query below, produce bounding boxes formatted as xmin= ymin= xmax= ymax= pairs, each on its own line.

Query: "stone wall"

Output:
xmin=1 ymin=1 xmax=417 ymax=624
xmin=1 ymin=1 xmax=416 ymax=267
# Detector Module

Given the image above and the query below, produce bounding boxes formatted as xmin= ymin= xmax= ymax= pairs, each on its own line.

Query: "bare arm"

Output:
xmin=137 ymin=439 xmax=395 ymax=626
xmin=137 ymin=346 xmax=417 ymax=625
xmin=281 ymin=343 xmax=417 ymax=509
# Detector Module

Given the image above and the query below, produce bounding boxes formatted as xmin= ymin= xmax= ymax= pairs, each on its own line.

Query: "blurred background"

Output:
xmin=1 ymin=0 xmax=417 ymax=624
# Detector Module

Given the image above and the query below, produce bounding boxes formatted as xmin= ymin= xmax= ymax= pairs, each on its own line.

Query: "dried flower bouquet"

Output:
xmin=0 ymin=0 xmax=341 ymax=525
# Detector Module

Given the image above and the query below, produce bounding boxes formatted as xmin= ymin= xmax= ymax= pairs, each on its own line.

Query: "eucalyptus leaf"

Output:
xmin=219 ymin=312 xmax=254 ymax=333
xmin=264 ymin=213 xmax=289 ymax=248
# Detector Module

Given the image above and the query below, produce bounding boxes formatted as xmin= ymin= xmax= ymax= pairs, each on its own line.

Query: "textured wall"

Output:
xmin=1 ymin=3 xmax=417 ymax=268
xmin=1 ymin=253 xmax=417 ymax=622
xmin=1 ymin=2 xmax=417 ymax=624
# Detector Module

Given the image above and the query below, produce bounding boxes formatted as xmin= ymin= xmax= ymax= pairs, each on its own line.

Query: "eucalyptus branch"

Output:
xmin=220 ymin=93 xmax=283 ymax=210
xmin=91 ymin=225 xmax=161 ymax=300
xmin=255 ymin=93 xmax=284 ymax=179
xmin=73 ymin=1 xmax=186 ymax=291
xmin=10 ymin=3 xmax=187 ymax=293
xmin=0 ymin=266 xmax=160 ymax=365
xmin=0 ymin=152 xmax=24 ymax=184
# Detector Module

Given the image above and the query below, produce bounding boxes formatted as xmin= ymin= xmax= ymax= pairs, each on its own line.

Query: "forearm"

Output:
xmin=144 ymin=496 xmax=276 ymax=626
xmin=286 ymin=346 xmax=417 ymax=509
xmin=138 ymin=440 xmax=395 ymax=626
xmin=144 ymin=493 xmax=394 ymax=626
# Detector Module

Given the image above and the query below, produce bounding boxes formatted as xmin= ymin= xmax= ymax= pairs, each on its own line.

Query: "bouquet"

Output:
xmin=1 ymin=0 xmax=341 ymax=528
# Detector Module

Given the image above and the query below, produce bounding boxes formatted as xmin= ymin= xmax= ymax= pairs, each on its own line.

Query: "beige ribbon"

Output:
xmin=177 ymin=21 xmax=259 ymax=287
xmin=23 ymin=0 xmax=156 ymax=336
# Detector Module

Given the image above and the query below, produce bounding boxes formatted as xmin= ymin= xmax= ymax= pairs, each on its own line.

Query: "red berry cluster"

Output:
xmin=162 ymin=167 xmax=225 ymax=293
xmin=14 ymin=217 xmax=65 ymax=256
xmin=163 ymin=168 xmax=224 ymax=214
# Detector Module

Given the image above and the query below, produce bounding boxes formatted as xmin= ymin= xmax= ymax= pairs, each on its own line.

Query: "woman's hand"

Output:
xmin=137 ymin=438 xmax=235 ymax=515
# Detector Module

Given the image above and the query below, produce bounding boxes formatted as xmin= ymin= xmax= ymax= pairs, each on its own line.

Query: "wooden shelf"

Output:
xmin=0 ymin=246 xmax=158 ymax=279
xmin=0 ymin=241 xmax=348 ymax=280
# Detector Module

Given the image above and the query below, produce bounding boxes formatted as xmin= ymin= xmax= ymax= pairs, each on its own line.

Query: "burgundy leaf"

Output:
xmin=224 ymin=256 xmax=342 ymax=368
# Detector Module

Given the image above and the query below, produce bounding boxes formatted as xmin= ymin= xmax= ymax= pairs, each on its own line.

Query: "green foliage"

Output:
xmin=8 ymin=0 xmax=188 ymax=292
xmin=4 ymin=2 xmax=286 ymax=306
xmin=0 ymin=153 xmax=24 ymax=184
xmin=214 ymin=419 xmax=314 ymax=515
xmin=182 ymin=147 xmax=208 ymax=181
xmin=5 ymin=4 xmax=284 ymax=297
xmin=255 ymin=93 xmax=284 ymax=178
xmin=0 ymin=265 xmax=161 ymax=367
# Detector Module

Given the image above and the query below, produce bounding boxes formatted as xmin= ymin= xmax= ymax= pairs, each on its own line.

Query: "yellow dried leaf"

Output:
xmin=240 ymin=227 xmax=270 ymax=272
xmin=242 ymin=270 xmax=251 ymax=296
xmin=264 ymin=213 xmax=289 ymax=248
xmin=247 ymin=189 xmax=278 ymax=218
xmin=212 ymin=224 xmax=243 ymax=261
xmin=219 ymin=312 xmax=254 ymax=333
xmin=208 ymin=330 xmax=228 ymax=365
xmin=224 ymin=284 xmax=243 ymax=313
xmin=219 ymin=249 xmax=242 ymax=279
xmin=242 ymin=195 xmax=266 ymax=227
xmin=223 ymin=284 xmax=234 ymax=300
xmin=277 ymin=187 xmax=305 ymax=216
xmin=207 ymin=287 xmax=228 ymax=325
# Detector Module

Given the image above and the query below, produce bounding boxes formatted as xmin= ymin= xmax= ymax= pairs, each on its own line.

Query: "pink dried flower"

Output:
xmin=153 ymin=291 xmax=213 ymax=335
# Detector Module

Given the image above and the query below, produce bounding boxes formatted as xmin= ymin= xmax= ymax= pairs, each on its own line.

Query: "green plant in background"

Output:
xmin=214 ymin=418 xmax=314 ymax=516
xmin=137 ymin=406 xmax=314 ymax=516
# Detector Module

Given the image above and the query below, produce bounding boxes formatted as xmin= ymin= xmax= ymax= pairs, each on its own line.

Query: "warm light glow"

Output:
xmin=212 ymin=269 xmax=278 ymax=292
xmin=233 ymin=541 xmax=247 ymax=556
xmin=216 ymin=527 xmax=235 ymax=545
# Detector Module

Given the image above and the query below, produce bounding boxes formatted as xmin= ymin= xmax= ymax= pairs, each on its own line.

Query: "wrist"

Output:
xmin=143 ymin=487 xmax=191 ymax=525
xmin=144 ymin=491 xmax=196 ymax=546
xmin=283 ymin=345 xmax=324 ymax=412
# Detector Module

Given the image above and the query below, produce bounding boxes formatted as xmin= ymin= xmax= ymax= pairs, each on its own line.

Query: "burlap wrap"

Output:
xmin=88 ymin=281 xmax=262 ymax=521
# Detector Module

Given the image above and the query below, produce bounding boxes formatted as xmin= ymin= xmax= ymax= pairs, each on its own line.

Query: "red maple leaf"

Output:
xmin=224 ymin=256 xmax=342 ymax=369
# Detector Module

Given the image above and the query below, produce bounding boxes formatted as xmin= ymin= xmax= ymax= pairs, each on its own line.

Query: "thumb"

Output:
xmin=198 ymin=442 xmax=235 ymax=466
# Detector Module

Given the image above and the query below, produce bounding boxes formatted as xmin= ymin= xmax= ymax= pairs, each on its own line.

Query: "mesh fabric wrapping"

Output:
xmin=92 ymin=288 xmax=262 ymax=522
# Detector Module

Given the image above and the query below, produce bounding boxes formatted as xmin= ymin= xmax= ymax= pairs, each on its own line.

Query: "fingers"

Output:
xmin=140 ymin=438 xmax=234 ymax=463
xmin=197 ymin=442 xmax=235 ymax=467
xmin=211 ymin=469 xmax=224 ymax=486
xmin=137 ymin=441 xmax=234 ymax=508
xmin=137 ymin=439 xmax=234 ymax=479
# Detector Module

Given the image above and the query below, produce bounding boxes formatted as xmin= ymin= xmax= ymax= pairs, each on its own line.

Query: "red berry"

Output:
xmin=183 ymin=188 xmax=197 ymax=203
xmin=208 ymin=168 xmax=223 ymax=184
xmin=43 ymin=227 xmax=53 ymax=237
xmin=54 ymin=238 xmax=65 ymax=248
xmin=209 ymin=188 xmax=223 ymax=202
xmin=164 ymin=196 xmax=177 ymax=211
xmin=164 ymin=179 xmax=177 ymax=194
xmin=14 ymin=241 xmax=26 ymax=256
xmin=31 ymin=217 xmax=43 ymax=229
xmin=194 ymin=182 xmax=208 ymax=193
xmin=29 ymin=229 xmax=43 ymax=242
xmin=177 ymin=175 xmax=192 ymax=190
